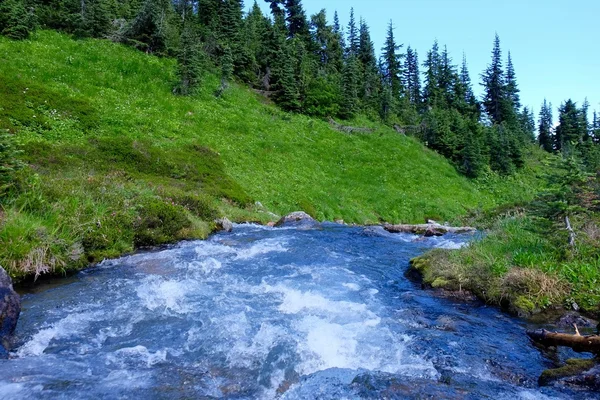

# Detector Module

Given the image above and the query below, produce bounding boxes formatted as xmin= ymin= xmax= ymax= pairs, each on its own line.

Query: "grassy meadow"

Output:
xmin=0 ymin=31 xmax=545 ymax=281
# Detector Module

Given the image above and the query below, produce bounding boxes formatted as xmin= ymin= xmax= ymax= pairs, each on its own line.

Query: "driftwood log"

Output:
xmin=384 ymin=222 xmax=476 ymax=237
xmin=527 ymin=329 xmax=600 ymax=354
xmin=328 ymin=118 xmax=374 ymax=134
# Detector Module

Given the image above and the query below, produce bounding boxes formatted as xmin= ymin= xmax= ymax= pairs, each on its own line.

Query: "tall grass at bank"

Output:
xmin=0 ymin=31 xmax=546 ymax=280
xmin=412 ymin=214 xmax=600 ymax=316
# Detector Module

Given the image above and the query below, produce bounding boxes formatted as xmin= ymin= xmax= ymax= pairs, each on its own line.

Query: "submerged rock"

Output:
xmin=0 ymin=266 xmax=20 ymax=358
xmin=556 ymin=312 xmax=597 ymax=329
xmin=274 ymin=211 xmax=316 ymax=227
xmin=214 ymin=217 xmax=233 ymax=233
xmin=384 ymin=222 xmax=476 ymax=236
xmin=539 ymin=359 xmax=598 ymax=387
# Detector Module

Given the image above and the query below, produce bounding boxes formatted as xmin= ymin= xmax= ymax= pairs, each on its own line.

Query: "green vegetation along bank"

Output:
xmin=0 ymin=31 xmax=546 ymax=282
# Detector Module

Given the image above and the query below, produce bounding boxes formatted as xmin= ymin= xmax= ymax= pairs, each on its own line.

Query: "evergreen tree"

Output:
xmin=481 ymin=33 xmax=507 ymax=124
xmin=274 ymin=44 xmax=301 ymax=111
xmin=285 ymin=0 xmax=309 ymax=40
xmin=422 ymin=40 xmax=441 ymax=109
xmin=358 ymin=19 xmax=379 ymax=112
xmin=340 ymin=53 xmax=360 ymax=119
xmin=555 ymin=99 xmax=584 ymax=153
xmin=592 ymin=111 xmax=600 ymax=144
xmin=174 ymin=22 xmax=203 ymax=95
xmin=380 ymin=20 xmax=402 ymax=101
xmin=346 ymin=8 xmax=359 ymax=56
xmin=438 ymin=45 xmax=458 ymax=107
xmin=404 ymin=46 xmax=421 ymax=106
xmin=505 ymin=51 xmax=520 ymax=110
xmin=538 ymin=99 xmax=554 ymax=152
xmin=456 ymin=54 xmax=479 ymax=118
xmin=518 ymin=106 xmax=536 ymax=142
xmin=124 ymin=0 xmax=176 ymax=54
xmin=0 ymin=0 xmax=36 ymax=39
xmin=264 ymin=0 xmax=285 ymax=19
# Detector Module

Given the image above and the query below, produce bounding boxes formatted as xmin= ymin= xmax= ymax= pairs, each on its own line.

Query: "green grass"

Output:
xmin=411 ymin=214 xmax=600 ymax=317
xmin=0 ymin=31 xmax=545 ymax=280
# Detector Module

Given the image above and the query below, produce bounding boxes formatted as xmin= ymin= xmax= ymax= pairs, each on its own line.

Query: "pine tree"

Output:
xmin=346 ymin=8 xmax=359 ymax=56
xmin=518 ymin=106 xmax=536 ymax=142
xmin=555 ymin=99 xmax=584 ymax=153
xmin=174 ymin=22 xmax=203 ymax=95
xmin=457 ymin=54 xmax=479 ymax=117
xmin=285 ymin=0 xmax=309 ymax=40
xmin=481 ymin=33 xmax=507 ymax=124
xmin=380 ymin=20 xmax=403 ymax=101
xmin=505 ymin=51 xmax=521 ymax=110
xmin=422 ymin=40 xmax=441 ymax=109
xmin=538 ymin=99 xmax=554 ymax=152
xmin=0 ymin=0 xmax=36 ymax=40
xmin=340 ymin=53 xmax=360 ymax=119
xmin=124 ymin=0 xmax=177 ymax=54
xmin=404 ymin=46 xmax=421 ymax=106
xmin=274 ymin=44 xmax=301 ymax=111
xmin=358 ymin=19 xmax=379 ymax=112
xmin=438 ymin=45 xmax=458 ymax=107
xmin=592 ymin=111 xmax=600 ymax=144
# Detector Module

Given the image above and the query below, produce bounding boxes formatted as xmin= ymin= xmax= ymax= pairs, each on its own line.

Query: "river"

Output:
xmin=0 ymin=222 xmax=596 ymax=399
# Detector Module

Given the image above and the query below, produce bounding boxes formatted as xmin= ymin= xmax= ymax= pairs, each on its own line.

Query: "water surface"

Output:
xmin=0 ymin=223 xmax=595 ymax=399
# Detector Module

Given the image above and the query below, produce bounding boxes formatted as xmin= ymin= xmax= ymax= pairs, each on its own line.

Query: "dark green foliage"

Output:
xmin=380 ymin=20 xmax=402 ymax=101
xmin=404 ymin=46 xmax=421 ymax=106
xmin=481 ymin=34 xmax=508 ymax=124
xmin=538 ymin=99 xmax=554 ymax=152
xmin=0 ymin=0 xmax=36 ymax=39
xmin=555 ymin=99 xmax=584 ymax=153
xmin=346 ymin=8 xmax=359 ymax=56
xmin=123 ymin=0 xmax=176 ymax=54
xmin=519 ymin=106 xmax=536 ymax=142
xmin=133 ymin=197 xmax=191 ymax=246
xmin=505 ymin=52 xmax=520 ymax=110
xmin=340 ymin=54 xmax=360 ymax=119
xmin=285 ymin=0 xmax=309 ymax=40
xmin=174 ymin=23 xmax=204 ymax=95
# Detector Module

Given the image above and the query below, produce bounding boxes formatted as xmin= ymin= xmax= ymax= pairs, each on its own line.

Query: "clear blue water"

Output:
xmin=0 ymin=223 xmax=596 ymax=399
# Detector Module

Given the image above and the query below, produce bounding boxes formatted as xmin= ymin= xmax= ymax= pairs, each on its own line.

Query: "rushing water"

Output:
xmin=0 ymin=222 xmax=596 ymax=399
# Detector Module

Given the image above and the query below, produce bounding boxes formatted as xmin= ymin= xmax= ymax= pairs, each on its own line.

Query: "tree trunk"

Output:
xmin=527 ymin=329 xmax=600 ymax=354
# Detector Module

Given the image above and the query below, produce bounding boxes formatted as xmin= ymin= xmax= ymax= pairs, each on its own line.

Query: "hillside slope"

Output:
xmin=0 ymin=31 xmax=543 ymax=279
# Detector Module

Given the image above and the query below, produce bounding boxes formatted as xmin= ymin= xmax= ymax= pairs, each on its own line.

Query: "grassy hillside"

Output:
xmin=0 ymin=31 xmax=544 ymax=280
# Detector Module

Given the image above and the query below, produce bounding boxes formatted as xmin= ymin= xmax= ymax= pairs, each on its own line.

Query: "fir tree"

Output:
xmin=481 ymin=33 xmax=507 ymax=124
xmin=518 ymin=106 xmax=536 ymax=142
xmin=124 ymin=0 xmax=176 ymax=54
xmin=538 ymin=99 xmax=554 ymax=152
xmin=358 ymin=19 xmax=379 ymax=112
xmin=422 ymin=40 xmax=441 ymax=108
xmin=174 ymin=22 xmax=204 ymax=95
xmin=285 ymin=0 xmax=309 ymax=40
xmin=457 ymin=54 xmax=479 ymax=117
xmin=0 ymin=0 xmax=36 ymax=39
xmin=404 ymin=46 xmax=421 ymax=106
xmin=346 ymin=8 xmax=359 ymax=56
xmin=556 ymin=99 xmax=584 ymax=153
xmin=505 ymin=51 xmax=520 ymax=110
xmin=380 ymin=20 xmax=402 ymax=101
xmin=340 ymin=53 xmax=360 ymax=119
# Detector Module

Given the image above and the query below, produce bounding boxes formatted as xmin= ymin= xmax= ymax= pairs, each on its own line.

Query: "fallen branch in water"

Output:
xmin=384 ymin=222 xmax=476 ymax=237
xmin=527 ymin=328 xmax=600 ymax=354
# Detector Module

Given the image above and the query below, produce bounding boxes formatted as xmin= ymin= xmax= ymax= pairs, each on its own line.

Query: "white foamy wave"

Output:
xmin=107 ymin=345 xmax=167 ymax=368
xmin=102 ymin=369 xmax=153 ymax=389
xmin=263 ymin=284 xmax=372 ymax=318
xmin=186 ymin=257 xmax=223 ymax=274
xmin=136 ymin=276 xmax=190 ymax=314
xmin=194 ymin=242 xmax=236 ymax=257
xmin=342 ymin=283 xmax=361 ymax=291
xmin=16 ymin=312 xmax=102 ymax=357
xmin=234 ymin=239 xmax=288 ymax=260
xmin=432 ymin=240 xmax=468 ymax=250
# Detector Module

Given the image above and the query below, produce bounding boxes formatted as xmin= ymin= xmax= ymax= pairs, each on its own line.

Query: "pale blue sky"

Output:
xmin=248 ymin=0 xmax=600 ymax=120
